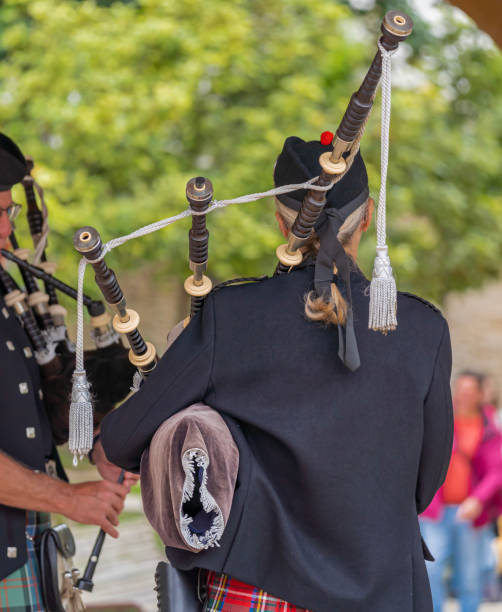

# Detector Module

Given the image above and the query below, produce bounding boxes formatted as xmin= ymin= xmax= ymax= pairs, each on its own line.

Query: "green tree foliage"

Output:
xmin=1 ymin=0 xmax=501 ymax=303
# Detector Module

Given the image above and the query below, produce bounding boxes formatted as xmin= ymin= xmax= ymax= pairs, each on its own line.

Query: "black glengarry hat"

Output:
xmin=273 ymin=135 xmax=372 ymax=372
xmin=0 ymin=133 xmax=27 ymax=191
xmin=274 ymin=136 xmax=369 ymax=213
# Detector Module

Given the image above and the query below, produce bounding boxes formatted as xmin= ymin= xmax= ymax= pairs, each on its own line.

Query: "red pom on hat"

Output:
xmin=320 ymin=131 xmax=334 ymax=146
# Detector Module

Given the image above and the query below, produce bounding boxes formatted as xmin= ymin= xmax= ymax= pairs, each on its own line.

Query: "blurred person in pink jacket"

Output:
xmin=482 ymin=374 xmax=500 ymax=427
xmin=420 ymin=371 xmax=502 ymax=612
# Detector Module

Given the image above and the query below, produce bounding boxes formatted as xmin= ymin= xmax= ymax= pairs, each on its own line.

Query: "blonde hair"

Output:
xmin=275 ymin=198 xmax=369 ymax=327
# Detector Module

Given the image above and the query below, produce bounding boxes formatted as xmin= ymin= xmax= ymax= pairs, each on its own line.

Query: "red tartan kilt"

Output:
xmin=205 ymin=571 xmax=312 ymax=611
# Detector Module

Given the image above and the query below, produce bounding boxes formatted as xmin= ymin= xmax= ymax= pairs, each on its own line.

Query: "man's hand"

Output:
xmin=63 ymin=480 xmax=129 ymax=538
xmin=457 ymin=497 xmax=483 ymax=522
xmin=92 ymin=440 xmax=140 ymax=490
xmin=0 ymin=451 xmax=130 ymax=538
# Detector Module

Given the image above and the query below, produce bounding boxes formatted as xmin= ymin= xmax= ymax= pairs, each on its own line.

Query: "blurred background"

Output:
xmin=1 ymin=0 xmax=502 ymax=610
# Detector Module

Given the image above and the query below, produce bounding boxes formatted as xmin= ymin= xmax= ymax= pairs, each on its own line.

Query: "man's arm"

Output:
xmin=416 ymin=320 xmax=454 ymax=514
xmin=101 ymin=295 xmax=215 ymax=472
xmin=457 ymin=431 xmax=502 ymax=521
xmin=0 ymin=451 xmax=129 ymax=538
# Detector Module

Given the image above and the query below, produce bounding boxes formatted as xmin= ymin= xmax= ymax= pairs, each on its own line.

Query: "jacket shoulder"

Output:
xmin=398 ymin=291 xmax=445 ymax=319
xmin=210 ymin=275 xmax=269 ymax=295
xmin=208 ymin=269 xmax=312 ymax=323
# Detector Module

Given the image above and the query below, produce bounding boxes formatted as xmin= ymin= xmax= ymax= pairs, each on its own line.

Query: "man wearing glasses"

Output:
xmin=0 ymin=133 xmax=135 ymax=611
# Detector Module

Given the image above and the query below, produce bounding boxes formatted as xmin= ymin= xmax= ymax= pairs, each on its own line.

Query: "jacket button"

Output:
xmin=23 ymin=347 xmax=33 ymax=359
xmin=26 ymin=427 xmax=36 ymax=439
xmin=7 ymin=547 xmax=17 ymax=558
xmin=19 ymin=382 xmax=29 ymax=395
xmin=38 ymin=389 xmax=43 ymax=400
xmin=5 ymin=341 xmax=15 ymax=351
xmin=2 ymin=307 xmax=9 ymax=319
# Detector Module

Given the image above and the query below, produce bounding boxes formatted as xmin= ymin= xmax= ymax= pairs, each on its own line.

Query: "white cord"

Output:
xmin=75 ymin=256 xmax=87 ymax=372
xmin=368 ymin=42 xmax=398 ymax=334
xmin=376 ymin=41 xmax=396 ymax=249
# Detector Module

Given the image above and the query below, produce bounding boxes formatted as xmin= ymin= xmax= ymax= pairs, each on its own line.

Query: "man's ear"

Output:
xmin=275 ymin=210 xmax=289 ymax=238
xmin=361 ymin=198 xmax=374 ymax=232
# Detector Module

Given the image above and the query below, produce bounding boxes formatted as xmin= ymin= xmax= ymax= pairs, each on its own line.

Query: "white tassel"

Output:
xmin=369 ymin=42 xmax=398 ymax=334
xmin=69 ymin=257 xmax=95 ymax=465
xmin=68 ymin=370 xmax=93 ymax=465
xmin=369 ymin=246 xmax=397 ymax=333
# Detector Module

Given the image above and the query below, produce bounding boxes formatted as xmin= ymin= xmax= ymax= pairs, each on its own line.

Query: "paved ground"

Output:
xmin=446 ymin=602 xmax=502 ymax=611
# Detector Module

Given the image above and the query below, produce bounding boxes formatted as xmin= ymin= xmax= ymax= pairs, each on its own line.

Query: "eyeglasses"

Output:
xmin=0 ymin=203 xmax=22 ymax=222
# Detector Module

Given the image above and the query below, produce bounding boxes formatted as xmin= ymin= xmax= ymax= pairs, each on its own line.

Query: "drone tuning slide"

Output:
xmin=73 ymin=226 xmax=157 ymax=375
xmin=184 ymin=176 xmax=213 ymax=321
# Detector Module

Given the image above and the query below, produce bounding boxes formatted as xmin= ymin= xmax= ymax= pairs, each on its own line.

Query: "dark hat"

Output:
xmin=274 ymin=136 xmax=371 ymax=372
xmin=0 ymin=133 xmax=27 ymax=191
xmin=274 ymin=136 xmax=369 ymax=212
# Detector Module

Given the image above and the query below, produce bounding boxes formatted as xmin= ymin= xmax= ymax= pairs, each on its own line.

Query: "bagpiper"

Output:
xmin=70 ymin=9 xmax=453 ymax=611
xmin=98 ymin=126 xmax=453 ymax=611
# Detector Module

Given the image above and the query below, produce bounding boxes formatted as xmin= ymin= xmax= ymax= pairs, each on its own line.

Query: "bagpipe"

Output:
xmin=0 ymin=157 xmax=137 ymax=443
xmin=67 ymin=10 xmax=413 ymax=604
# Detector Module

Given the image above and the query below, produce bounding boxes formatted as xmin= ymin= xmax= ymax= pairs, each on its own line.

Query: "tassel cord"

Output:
xmin=376 ymin=41 xmax=396 ymax=250
xmin=368 ymin=42 xmax=398 ymax=333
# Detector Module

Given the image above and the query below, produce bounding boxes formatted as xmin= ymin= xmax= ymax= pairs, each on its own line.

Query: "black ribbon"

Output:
xmin=313 ymin=189 xmax=368 ymax=372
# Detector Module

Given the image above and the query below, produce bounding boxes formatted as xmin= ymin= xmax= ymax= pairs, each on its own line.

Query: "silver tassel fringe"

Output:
xmin=131 ymin=370 xmax=144 ymax=393
xmin=69 ymin=370 xmax=93 ymax=465
xmin=369 ymin=245 xmax=397 ymax=334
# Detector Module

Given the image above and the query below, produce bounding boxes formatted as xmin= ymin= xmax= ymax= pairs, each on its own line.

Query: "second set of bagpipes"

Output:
xmin=0 ymin=157 xmax=123 ymax=376
xmin=6 ymin=9 xmax=413 ymax=602
xmin=0 ymin=159 xmax=137 ymax=444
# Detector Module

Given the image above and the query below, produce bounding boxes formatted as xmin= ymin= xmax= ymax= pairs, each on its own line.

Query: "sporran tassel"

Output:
xmin=69 ymin=370 xmax=93 ymax=465
xmin=369 ymin=42 xmax=398 ymax=333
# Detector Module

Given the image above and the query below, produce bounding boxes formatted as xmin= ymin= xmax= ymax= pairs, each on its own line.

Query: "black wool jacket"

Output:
xmin=101 ymin=265 xmax=453 ymax=612
xmin=0 ymin=293 xmax=66 ymax=580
